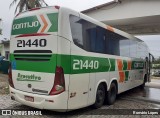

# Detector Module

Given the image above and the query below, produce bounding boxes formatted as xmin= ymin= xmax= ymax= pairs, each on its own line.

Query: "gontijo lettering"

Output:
xmin=13 ymin=21 xmax=39 ymax=30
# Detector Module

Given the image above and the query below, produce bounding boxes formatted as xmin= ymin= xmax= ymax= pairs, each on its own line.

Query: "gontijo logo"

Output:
xmin=13 ymin=21 xmax=39 ymax=30
xmin=11 ymin=13 xmax=58 ymax=35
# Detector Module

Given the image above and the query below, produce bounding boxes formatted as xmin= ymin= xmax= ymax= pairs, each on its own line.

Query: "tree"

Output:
xmin=153 ymin=57 xmax=160 ymax=64
xmin=10 ymin=0 xmax=48 ymax=14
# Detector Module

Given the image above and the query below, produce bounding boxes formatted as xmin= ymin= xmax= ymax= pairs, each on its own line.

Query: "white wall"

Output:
xmin=85 ymin=0 xmax=160 ymax=22
xmin=83 ymin=0 xmax=160 ymax=35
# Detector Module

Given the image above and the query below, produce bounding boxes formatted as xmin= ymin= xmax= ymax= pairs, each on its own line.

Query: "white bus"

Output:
xmin=9 ymin=6 xmax=152 ymax=111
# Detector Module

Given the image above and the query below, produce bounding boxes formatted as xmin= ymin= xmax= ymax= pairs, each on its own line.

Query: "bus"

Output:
xmin=9 ymin=6 xmax=153 ymax=111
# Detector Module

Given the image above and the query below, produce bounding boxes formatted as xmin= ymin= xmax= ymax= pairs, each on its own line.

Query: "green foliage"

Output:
xmin=10 ymin=0 xmax=48 ymax=14
xmin=152 ymin=57 xmax=160 ymax=69
xmin=153 ymin=65 xmax=160 ymax=69
xmin=153 ymin=57 xmax=160 ymax=64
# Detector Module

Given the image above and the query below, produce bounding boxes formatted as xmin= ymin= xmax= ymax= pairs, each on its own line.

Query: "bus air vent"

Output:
xmin=13 ymin=50 xmax=52 ymax=61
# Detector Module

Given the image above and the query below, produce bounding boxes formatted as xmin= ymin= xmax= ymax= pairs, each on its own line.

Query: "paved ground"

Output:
xmin=0 ymin=74 xmax=9 ymax=95
xmin=146 ymin=79 xmax=160 ymax=89
xmin=0 ymin=74 xmax=160 ymax=118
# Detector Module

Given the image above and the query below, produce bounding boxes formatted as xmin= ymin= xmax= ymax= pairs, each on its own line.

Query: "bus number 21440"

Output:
xmin=17 ymin=39 xmax=47 ymax=47
xmin=73 ymin=60 xmax=99 ymax=70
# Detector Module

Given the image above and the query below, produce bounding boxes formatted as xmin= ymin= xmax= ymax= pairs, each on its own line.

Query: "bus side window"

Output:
xmin=70 ymin=15 xmax=84 ymax=49
xmin=87 ymin=28 xmax=96 ymax=52
xmin=95 ymin=26 xmax=106 ymax=53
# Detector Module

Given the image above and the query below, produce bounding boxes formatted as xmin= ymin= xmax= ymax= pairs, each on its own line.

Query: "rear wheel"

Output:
xmin=106 ymin=82 xmax=117 ymax=105
xmin=92 ymin=84 xmax=105 ymax=108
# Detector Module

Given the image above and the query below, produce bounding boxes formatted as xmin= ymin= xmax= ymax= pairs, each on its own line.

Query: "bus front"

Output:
xmin=9 ymin=6 xmax=68 ymax=111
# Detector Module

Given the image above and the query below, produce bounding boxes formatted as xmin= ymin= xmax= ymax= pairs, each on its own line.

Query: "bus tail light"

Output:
xmin=54 ymin=6 xmax=60 ymax=9
xmin=8 ymin=63 xmax=14 ymax=88
xmin=49 ymin=67 xmax=65 ymax=95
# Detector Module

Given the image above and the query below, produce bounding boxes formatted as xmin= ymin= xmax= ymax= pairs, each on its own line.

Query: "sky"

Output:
xmin=0 ymin=0 xmax=160 ymax=58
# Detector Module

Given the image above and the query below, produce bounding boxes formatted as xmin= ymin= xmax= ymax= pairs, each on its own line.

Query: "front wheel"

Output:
xmin=92 ymin=84 xmax=105 ymax=108
xmin=106 ymin=82 xmax=117 ymax=105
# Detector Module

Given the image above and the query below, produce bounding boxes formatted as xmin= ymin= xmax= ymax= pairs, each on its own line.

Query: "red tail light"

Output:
xmin=49 ymin=66 xmax=65 ymax=95
xmin=8 ymin=63 xmax=14 ymax=88
xmin=54 ymin=6 xmax=60 ymax=9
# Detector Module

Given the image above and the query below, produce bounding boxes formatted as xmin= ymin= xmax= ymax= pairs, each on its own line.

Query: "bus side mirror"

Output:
xmin=152 ymin=56 xmax=155 ymax=62
xmin=149 ymin=53 xmax=155 ymax=63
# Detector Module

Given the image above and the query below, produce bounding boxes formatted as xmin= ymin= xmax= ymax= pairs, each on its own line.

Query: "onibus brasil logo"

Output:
xmin=17 ymin=73 xmax=42 ymax=82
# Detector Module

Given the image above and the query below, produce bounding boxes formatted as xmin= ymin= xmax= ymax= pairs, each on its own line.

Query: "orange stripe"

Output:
xmin=106 ymin=25 xmax=114 ymax=32
xmin=127 ymin=60 xmax=132 ymax=70
xmin=117 ymin=59 xmax=123 ymax=71
xmin=119 ymin=72 xmax=125 ymax=83
xmin=40 ymin=15 xmax=48 ymax=33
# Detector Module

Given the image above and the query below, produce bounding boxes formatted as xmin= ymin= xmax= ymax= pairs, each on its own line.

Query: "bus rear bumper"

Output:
xmin=9 ymin=86 xmax=68 ymax=111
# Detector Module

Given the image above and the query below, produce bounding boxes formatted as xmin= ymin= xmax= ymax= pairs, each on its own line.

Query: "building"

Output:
xmin=0 ymin=40 xmax=10 ymax=60
xmin=82 ymin=0 xmax=160 ymax=35
xmin=0 ymin=18 xmax=10 ymax=60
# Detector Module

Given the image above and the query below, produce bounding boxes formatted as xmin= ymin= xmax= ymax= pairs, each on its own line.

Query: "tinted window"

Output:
xmin=70 ymin=15 xmax=147 ymax=58
xmin=137 ymin=42 xmax=148 ymax=59
xmin=70 ymin=15 xmax=105 ymax=53
xmin=70 ymin=15 xmax=83 ymax=49
xmin=106 ymin=31 xmax=120 ymax=55
xmin=119 ymin=39 xmax=130 ymax=57
xmin=106 ymin=30 xmax=130 ymax=56
xmin=130 ymin=40 xmax=137 ymax=58
xmin=94 ymin=26 xmax=106 ymax=53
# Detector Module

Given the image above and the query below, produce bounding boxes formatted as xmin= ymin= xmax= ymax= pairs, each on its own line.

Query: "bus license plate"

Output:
xmin=24 ymin=96 xmax=34 ymax=102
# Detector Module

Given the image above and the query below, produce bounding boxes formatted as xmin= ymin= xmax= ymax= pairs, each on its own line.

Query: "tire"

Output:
xmin=106 ymin=82 xmax=117 ymax=105
xmin=92 ymin=84 xmax=106 ymax=108
xmin=140 ymin=81 xmax=145 ymax=89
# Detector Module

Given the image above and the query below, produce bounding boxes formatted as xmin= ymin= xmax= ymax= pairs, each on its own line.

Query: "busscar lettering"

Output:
xmin=13 ymin=21 xmax=39 ymax=30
